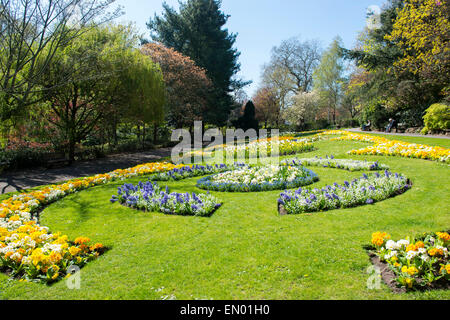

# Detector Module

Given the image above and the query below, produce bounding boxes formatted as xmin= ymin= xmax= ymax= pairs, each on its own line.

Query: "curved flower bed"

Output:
xmin=111 ymin=182 xmax=221 ymax=217
xmin=0 ymin=162 xmax=180 ymax=283
xmin=278 ymin=171 xmax=412 ymax=214
xmin=281 ymin=156 xmax=389 ymax=171
xmin=320 ymin=130 xmax=450 ymax=163
xmin=370 ymin=231 xmax=449 ymax=290
xmin=197 ymin=165 xmax=319 ymax=192
xmin=149 ymin=163 xmax=246 ymax=181
xmin=223 ymin=137 xmax=316 ymax=158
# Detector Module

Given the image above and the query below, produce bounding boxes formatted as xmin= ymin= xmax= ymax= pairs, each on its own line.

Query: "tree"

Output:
xmin=313 ymin=37 xmax=345 ymax=125
xmin=38 ymin=25 xmax=165 ymax=161
xmin=147 ymin=0 xmax=249 ymax=126
xmin=265 ymin=37 xmax=322 ymax=94
xmin=385 ymin=0 xmax=450 ymax=102
xmin=253 ymin=87 xmax=279 ymax=128
xmin=342 ymin=0 xmax=446 ymax=126
xmin=0 ymin=0 xmax=122 ymax=125
xmin=141 ymin=42 xmax=213 ymax=130
xmin=233 ymin=101 xmax=259 ymax=131
xmin=281 ymin=91 xmax=321 ymax=130
xmin=260 ymin=37 xmax=322 ymax=120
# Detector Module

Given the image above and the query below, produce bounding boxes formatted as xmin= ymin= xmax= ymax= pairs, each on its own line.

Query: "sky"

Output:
xmin=113 ymin=0 xmax=387 ymax=97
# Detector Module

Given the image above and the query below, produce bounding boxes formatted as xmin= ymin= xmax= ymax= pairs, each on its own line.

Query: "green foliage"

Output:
xmin=233 ymin=101 xmax=259 ymax=131
xmin=422 ymin=103 xmax=450 ymax=134
xmin=313 ymin=36 xmax=345 ymax=125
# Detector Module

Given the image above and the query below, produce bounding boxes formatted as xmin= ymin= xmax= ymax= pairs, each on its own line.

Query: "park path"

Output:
xmin=347 ymin=128 xmax=450 ymax=139
xmin=0 ymin=148 xmax=172 ymax=194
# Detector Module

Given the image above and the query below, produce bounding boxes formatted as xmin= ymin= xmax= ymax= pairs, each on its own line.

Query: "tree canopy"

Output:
xmin=147 ymin=0 xmax=249 ymax=126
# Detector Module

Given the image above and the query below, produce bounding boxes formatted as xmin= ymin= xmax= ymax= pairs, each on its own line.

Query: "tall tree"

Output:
xmin=253 ymin=87 xmax=280 ymax=128
xmin=0 ymin=0 xmax=121 ymax=125
xmin=233 ymin=100 xmax=258 ymax=131
xmin=313 ymin=37 xmax=345 ymax=125
xmin=38 ymin=25 xmax=165 ymax=161
xmin=264 ymin=37 xmax=322 ymax=94
xmin=147 ymin=0 xmax=248 ymax=126
xmin=385 ymin=0 xmax=450 ymax=103
xmin=141 ymin=43 xmax=213 ymax=130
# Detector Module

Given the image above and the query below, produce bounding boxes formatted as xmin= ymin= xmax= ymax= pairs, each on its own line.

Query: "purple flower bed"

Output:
xmin=111 ymin=181 xmax=222 ymax=217
xmin=278 ymin=170 xmax=412 ymax=214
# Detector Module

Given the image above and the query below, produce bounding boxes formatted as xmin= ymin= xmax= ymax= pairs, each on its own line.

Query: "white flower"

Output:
xmin=385 ymin=240 xmax=399 ymax=250
xmin=406 ymin=250 xmax=418 ymax=260
xmin=397 ymin=239 xmax=410 ymax=248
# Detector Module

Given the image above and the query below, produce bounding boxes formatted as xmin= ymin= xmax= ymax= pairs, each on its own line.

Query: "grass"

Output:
xmin=0 ymin=138 xmax=449 ymax=300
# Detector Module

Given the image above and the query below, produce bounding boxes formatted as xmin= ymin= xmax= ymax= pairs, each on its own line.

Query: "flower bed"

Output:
xmin=223 ymin=137 xmax=316 ymax=158
xmin=278 ymin=171 xmax=412 ymax=214
xmin=111 ymin=182 xmax=222 ymax=217
xmin=0 ymin=161 xmax=180 ymax=283
xmin=197 ymin=165 xmax=319 ymax=192
xmin=370 ymin=231 xmax=450 ymax=291
xmin=149 ymin=163 xmax=246 ymax=181
xmin=320 ymin=130 xmax=450 ymax=163
xmin=281 ymin=156 xmax=389 ymax=171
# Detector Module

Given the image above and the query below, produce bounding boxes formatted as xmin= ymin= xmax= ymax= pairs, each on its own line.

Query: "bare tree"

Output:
xmin=0 ymin=0 xmax=122 ymax=122
xmin=263 ymin=37 xmax=322 ymax=95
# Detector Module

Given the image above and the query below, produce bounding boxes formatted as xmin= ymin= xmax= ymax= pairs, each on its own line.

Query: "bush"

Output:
xmin=422 ymin=103 xmax=450 ymax=134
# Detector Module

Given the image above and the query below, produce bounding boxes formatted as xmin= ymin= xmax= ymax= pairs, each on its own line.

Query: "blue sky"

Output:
xmin=114 ymin=0 xmax=387 ymax=97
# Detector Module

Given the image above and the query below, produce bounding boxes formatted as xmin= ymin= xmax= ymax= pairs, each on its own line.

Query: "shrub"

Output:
xmin=422 ymin=103 xmax=450 ymax=134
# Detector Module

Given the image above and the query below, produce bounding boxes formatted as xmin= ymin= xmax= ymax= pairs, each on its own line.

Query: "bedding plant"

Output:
xmin=281 ymin=156 xmax=389 ymax=171
xmin=0 ymin=133 xmax=448 ymax=300
xmin=111 ymin=181 xmax=222 ymax=217
xmin=278 ymin=171 xmax=412 ymax=214
xmin=371 ymin=231 xmax=450 ymax=290
xmin=197 ymin=165 xmax=318 ymax=192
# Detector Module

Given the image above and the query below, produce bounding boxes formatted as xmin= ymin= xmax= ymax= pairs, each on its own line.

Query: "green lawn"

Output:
xmin=0 ymin=139 xmax=449 ymax=300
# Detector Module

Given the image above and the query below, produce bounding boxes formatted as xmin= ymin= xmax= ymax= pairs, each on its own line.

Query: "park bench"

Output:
xmin=44 ymin=152 xmax=71 ymax=169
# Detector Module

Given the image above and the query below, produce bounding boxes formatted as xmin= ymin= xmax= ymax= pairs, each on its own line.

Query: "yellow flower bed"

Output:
xmin=0 ymin=161 xmax=180 ymax=283
xmin=320 ymin=130 xmax=450 ymax=163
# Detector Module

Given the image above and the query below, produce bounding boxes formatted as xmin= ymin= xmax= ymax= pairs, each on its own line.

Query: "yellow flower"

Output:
xmin=69 ymin=246 xmax=82 ymax=256
xmin=437 ymin=232 xmax=450 ymax=241
xmin=74 ymin=237 xmax=90 ymax=245
xmin=428 ymin=248 xmax=444 ymax=256
xmin=405 ymin=278 xmax=413 ymax=288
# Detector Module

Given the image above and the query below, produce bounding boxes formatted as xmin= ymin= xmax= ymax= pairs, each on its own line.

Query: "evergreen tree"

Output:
xmin=147 ymin=0 xmax=249 ymax=126
xmin=234 ymin=101 xmax=259 ymax=131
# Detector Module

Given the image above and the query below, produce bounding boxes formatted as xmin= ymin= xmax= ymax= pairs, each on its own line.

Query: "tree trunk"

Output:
xmin=142 ymin=123 xmax=146 ymax=150
xmin=153 ymin=123 xmax=158 ymax=144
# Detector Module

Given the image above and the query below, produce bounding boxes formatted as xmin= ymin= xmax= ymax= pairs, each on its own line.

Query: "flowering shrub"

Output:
xmin=320 ymin=130 xmax=450 ymax=163
xmin=197 ymin=165 xmax=319 ymax=192
xmin=111 ymin=182 xmax=222 ymax=217
xmin=281 ymin=156 xmax=389 ymax=171
xmin=0 ymin=161 xmax=180 ymax=283
xmin=149 ymin=163 xmax=246 ymax=181
xmin=371 ymin=231 xmax=450 ymax=290
xmin=278 ymin=171 xmax=411 ymax=214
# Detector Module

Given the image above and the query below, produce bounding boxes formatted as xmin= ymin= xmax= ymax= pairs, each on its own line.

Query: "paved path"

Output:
xmin=347 ymin=128 xmax=450 ymax=139
xmin=0 ymin=148 xmax=172 ymax=194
